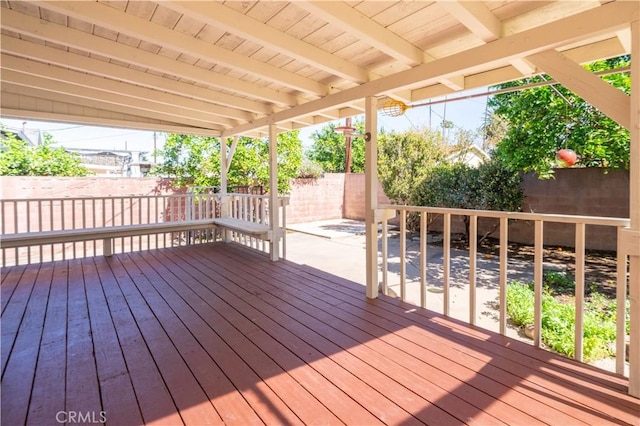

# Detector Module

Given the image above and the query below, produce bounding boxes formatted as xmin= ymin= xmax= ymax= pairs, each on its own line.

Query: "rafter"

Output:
xmin=437 ymin=1 xmax=502 ymax=42
xmin=526 ymin=49 xmax=630 ymax=130
xmin=296 ymin=1 xmax=429 ymax=66
xmin=1 ymin=83 xmax=223 ymax=133
xmin=0 ymin=106 xmax=221 ymax=137
xmin=0 ymin=8 xmax=298 ymax=106
xmin=33 ymin=1 xmax=328 ymax=97
xmin=1 ymin=38 xmax=264 ymax=119
xmin=1 ymin=57 xmax=239 ymax=127
xmin=163 ymin=1 xmax=370 ymax=84
xmin=223 ymin=0 xmax=637 ymax=136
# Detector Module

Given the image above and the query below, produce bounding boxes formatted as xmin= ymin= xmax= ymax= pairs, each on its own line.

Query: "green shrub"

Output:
xmin=506 ymin=281 xmax=624 ymax=361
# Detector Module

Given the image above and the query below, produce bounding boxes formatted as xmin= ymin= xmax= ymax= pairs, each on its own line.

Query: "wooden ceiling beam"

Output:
xmin=296 ymin=1 xmax=429 ymax=66
xmin=437 ymin=1 xmax=502 ymax=42
xmin=0 ymin=37 xmax=271 ymax=117
xmin=526 ymin=49 xmax=630 ymax=130
xmin=163 ymin=1 xmax=370 ymax=84
xmin=0 ymin=8 xmax=298 ymax=106
xmin=223 ymin=1 xmax=637 ymax=137
xmin=1 ymin=83 xmax=223 ymax=133
xmin=33 ymin=1 xmax=328 ymax=97
xmin=1 ymin=56 xmax=240 ymax=127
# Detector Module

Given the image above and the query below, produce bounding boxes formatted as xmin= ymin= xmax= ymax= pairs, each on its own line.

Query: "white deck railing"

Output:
xmin=217 ymin=193 xmax=289 ymax=257
xmin=0 ymin=192 xmax=288 ymax=266
xmin=377 ymin=204 xmax=631 ymax=376
xmin=0 ymin=193 xmax=217 ymax=266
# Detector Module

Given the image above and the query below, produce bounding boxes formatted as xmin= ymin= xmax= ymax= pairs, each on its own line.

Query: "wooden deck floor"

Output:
xmin=2 ymin=243 xmax=639 ymax=425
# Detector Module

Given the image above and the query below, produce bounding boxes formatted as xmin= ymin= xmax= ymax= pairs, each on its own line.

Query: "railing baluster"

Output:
xmin=469 ymin=215 xmax=478 ymax=325
xmin=420 ymin=211 xmax=427 ymax=309
xmin=400 ymin=209 xmax=406 ymax=302
xmin=499 ymin=216 xmax=508 ymax=335
xmin=534 ymin=220 xmax=544 ymax=348
xmin=381 ymin=219 xmax=388 ymax=296
xmin=443 ymin=213 xmax=451 ymax=317
xmin=616 ymin=228 xmax=628 ymax=375
xmin=575 ymin=222 xmax=586 ymax=362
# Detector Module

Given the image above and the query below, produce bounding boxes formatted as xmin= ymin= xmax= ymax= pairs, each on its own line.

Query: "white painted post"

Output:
xmin=268 ymin=124 xmax=280 ymax=261
xmin=220 ymin=137 xmax=231 ymax=241
xmin=365 ymin=96 xmax=379 ymax=299
xmin=627 ymin=17 xmax=639 ymax=398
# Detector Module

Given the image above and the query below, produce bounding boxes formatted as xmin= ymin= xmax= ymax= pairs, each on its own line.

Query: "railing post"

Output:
xmin=364 ymin=96 xmax=379 ymax=299
xmin=268 ymin=124 xmax=280 ymax=261
xmin=574 ymin=222 xmax=586 ymax=362
xmin=627 ymin=17 xmax=640 ymax=398
xmin=533 ymin=220 xmax=544 ymax=348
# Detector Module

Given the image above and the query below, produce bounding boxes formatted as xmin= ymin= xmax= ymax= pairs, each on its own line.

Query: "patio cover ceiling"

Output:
xmin=0 ymin=1 xmax=637 ymax=140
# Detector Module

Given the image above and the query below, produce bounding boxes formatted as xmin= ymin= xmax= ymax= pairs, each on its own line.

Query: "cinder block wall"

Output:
xmin=286 ymin=174 xmax=345 ymax=224
xmin=343 ymin=173 xmax=390 ymax=220
xmin=0 ymin=176 xmax=178 ymax=198
xmin=409 ymin=168 xmax=630 ymax=251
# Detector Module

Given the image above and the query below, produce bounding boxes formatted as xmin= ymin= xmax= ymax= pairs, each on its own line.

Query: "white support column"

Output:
xmin=220 ymin=136 xmax=228 ymax=195
xmin=220 ymin=137 xmax=231 ymax=242
xmin=365 ymin=96 xmax=378 ymax=299
xmin=627 ymin=17 xmax=640 ymax=398
xmin=268 ymin=124 xmax=280 ymax=261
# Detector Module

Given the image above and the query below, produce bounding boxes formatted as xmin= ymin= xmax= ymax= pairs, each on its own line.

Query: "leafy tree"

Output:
xmin=306 ymin=121 xmax=365 ymax=173
xmin=0 ymin=130 xmax=92 ymax=176
xmin=488 ymin=56 xmax=630 ymax=178
xmin=152 ymin=131 xmax=302 ymax=194
xmin=377 ymin=127 xmax=447 ymax=204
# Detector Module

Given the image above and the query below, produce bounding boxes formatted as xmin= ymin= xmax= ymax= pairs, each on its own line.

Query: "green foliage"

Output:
xmin=489 ymin=56 xmax=630 ymax=178
xmin=377 ymin=128 xmax=447 ymax=204
xmin=506 ymin=281 xmax=623 ymax=361
xmin=297 ymin=158 xmax=324 ymax=179
xmin=306 ymin=121 xmax=365 ymax=173
xmin=411 ymin=158 xmax=523 ymax=211
xmin=151 ymin=131 xmax=302 ymax=194
xmin=0 ymin=130 xmax=92 ymax=176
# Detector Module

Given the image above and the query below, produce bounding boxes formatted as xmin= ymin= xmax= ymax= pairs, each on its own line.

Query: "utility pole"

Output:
xmin=344 ymin=117 xmax=353 ymax=174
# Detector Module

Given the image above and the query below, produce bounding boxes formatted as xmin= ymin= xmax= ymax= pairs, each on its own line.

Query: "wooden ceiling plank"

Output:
xmin=526 ymin=49 xmax=630 ymax=130
xmin=0 ymin=8 xmax=297 ymax=106
xmin=437 ymin=0 xmax=502 ymax=42
xmin=1 ymin=54 xmax=244 ymax=125
xmin=296 ymin=1 xmax=431 ymax=66
xmin=223 ymin=0 xmax=637 ymax=136
xmin=1 ymin=82 xmax=223 ymax=132
xmin=2 ymin=36 xmax=271 ymax=116
xmin=32 ymin=1 xmax=328 ymax=96
xmin=163 ymin=1 xmax=370 ymax=83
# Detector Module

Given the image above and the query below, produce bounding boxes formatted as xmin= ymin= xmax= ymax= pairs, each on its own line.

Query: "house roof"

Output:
xmin=1 ymin=1 xmax=636 ymax=140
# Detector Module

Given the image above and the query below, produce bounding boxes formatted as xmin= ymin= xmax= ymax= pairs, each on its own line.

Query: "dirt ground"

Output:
xmin=448 ymin=235 xmax=620 ymax=298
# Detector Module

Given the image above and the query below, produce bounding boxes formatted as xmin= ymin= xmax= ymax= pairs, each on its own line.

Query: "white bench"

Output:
xmin=211 ymin=217 xmax=274 ymax=240
xmin=1 ymin=219 xmax=217 ymax=255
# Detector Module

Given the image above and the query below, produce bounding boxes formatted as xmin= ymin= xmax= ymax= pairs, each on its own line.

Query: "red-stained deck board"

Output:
xmin=93 ymin=255 xmax=184 ymax=425
xmin=1 ymin=263 xmax=26 ymax=314
xmin=26 ymin=261 xmax=68 ymax=425
xmin=210 ymin=247 xmax=544 ymax=425
xmin=81 ymin=257 xmax=144 ymax=426
xmin=1 ymin=262 xmax=51 ymax=426
xmin=107 ymin=254 xmax=221 ymax=426
xmin=163 ymin=248 xmax=407 ymax=425
xmin=2 ymin=243 xmax=639 ymax=426
xmin=65 ymin=258 xmax=102 ymax=419
xmin=136 ymin=249 xmax=345 ymax=425
xmin=125 ymin=250 xmax=299 ymax=426
xmin=210 ymin=244 xmax=640 ymax=425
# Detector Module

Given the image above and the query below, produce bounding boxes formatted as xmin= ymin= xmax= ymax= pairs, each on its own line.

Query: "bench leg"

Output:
xmin=103 ymin=238 xmax=113 ymax=257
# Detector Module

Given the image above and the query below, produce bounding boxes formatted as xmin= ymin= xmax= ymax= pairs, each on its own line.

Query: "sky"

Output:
xmin=1 ymin=91 xmax=489 ymax=157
